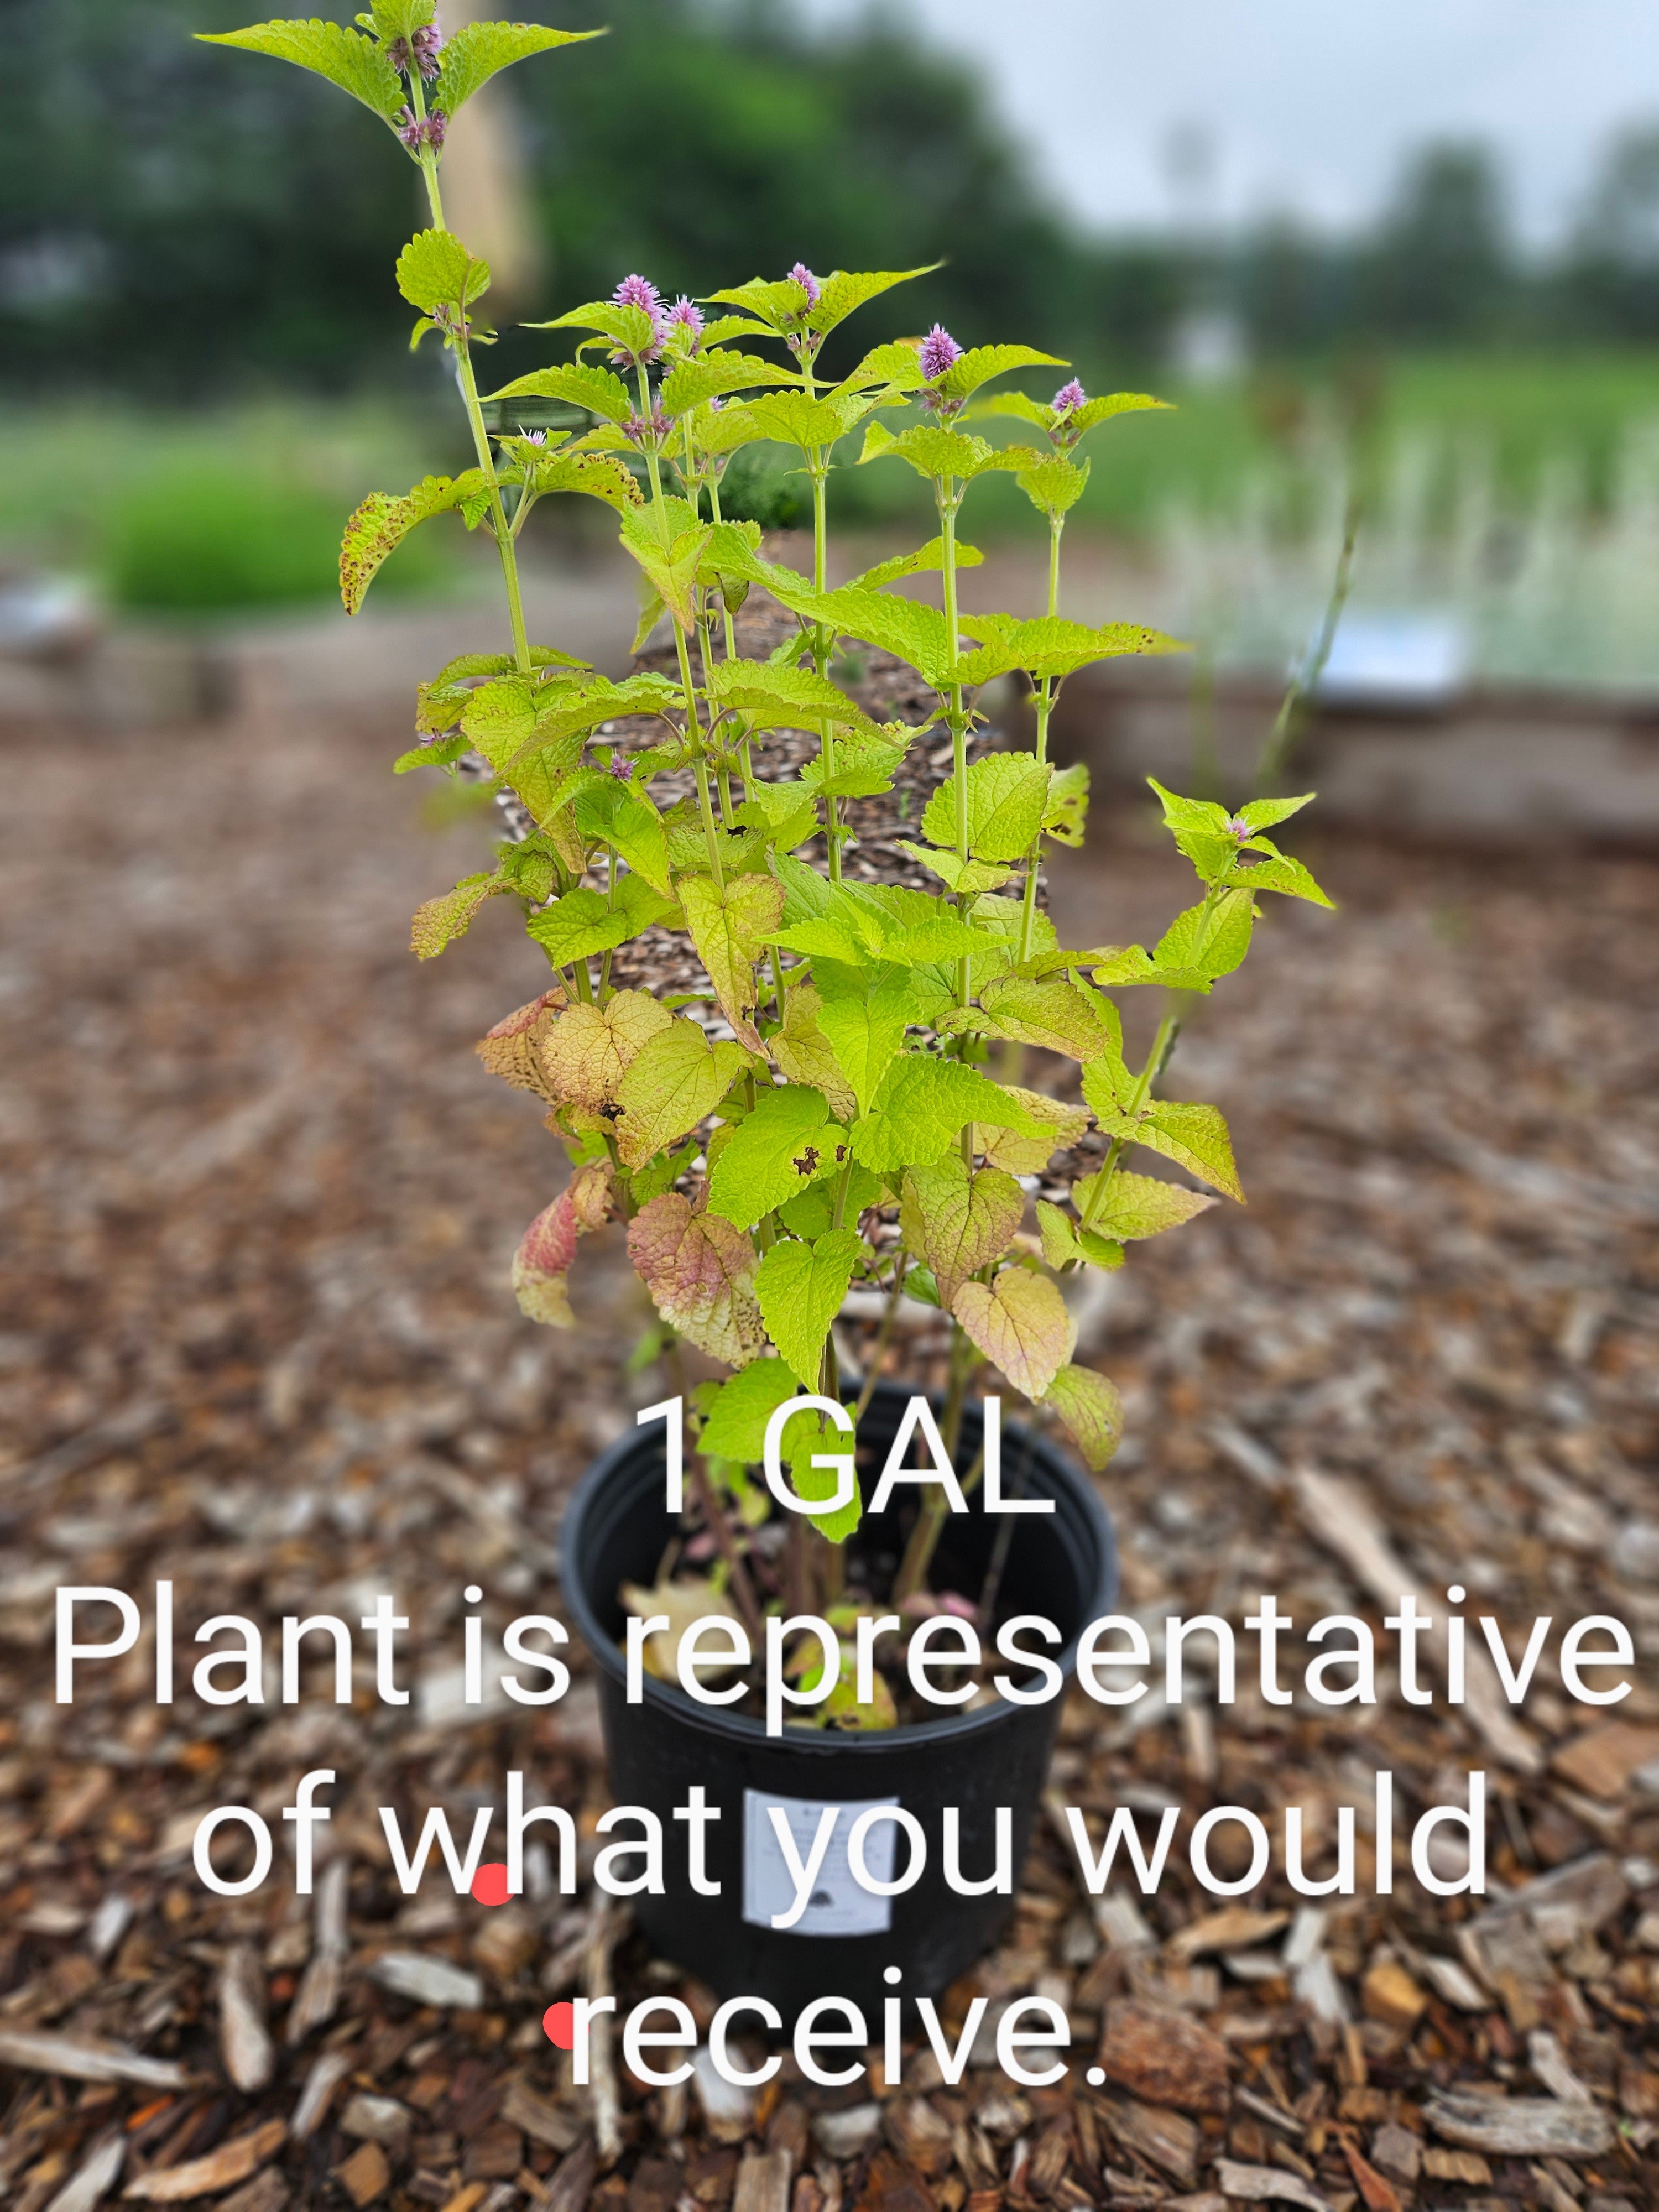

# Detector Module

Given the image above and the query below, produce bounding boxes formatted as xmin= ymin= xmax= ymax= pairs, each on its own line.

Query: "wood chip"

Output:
xmin=44 ymin=2135 xmax=124 ymax=2212
xmin=218 ymin=1942 xmax=274 ymax=2093
xmin=813 ymin=2108 xmax=884 ymax=2161
xmin=1212 ymin=2161 xmax=1330 ymax=2210
xmin=733 ymin=2150 xmax=794 ymax=2212
xmin=292 ymin=2046 xmax=353 ymax=2140
xmin=1552 ymin=1721 xmax=1659 ymax=1801
xmin=1168 ymin=1909 xmax=1290 ymax=1960
xmin=218 ymin=2178 xmax=289 ymax=2212
xmin=124 ymin=2119 xmax=286 ymax=2201
xmin=333 ymin=2138 xmax=390 ymax=2207
xmin=368 ymin=1950 xmax=484 ymax=2010
xmin=1098 ymin=2000 xmax=1230 ymax=2115
xmin=0 ymin=2031 xmax=189 ymax=2091
xmin=1099 ymin=2097 xmax=1199 ymax=2189
xmin=1423 ymin=2091 xmax=1614 ymax=2158
xmin=499 ymin=2079 xmax=586 ymax=2153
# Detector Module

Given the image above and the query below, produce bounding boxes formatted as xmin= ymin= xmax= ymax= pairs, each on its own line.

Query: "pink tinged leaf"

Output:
xmin=474 ymin=989 xmax=567 ymax=1100
xmin=627 ymin=1191 xmax=765 ymax=1368
xmin=566 ymin=1158 xmax=615 ymax=1233
xmin=1042 ymin=1361 xmax=1124 ymax=1470
xmin=950 ymin=1267 xmax=1076 ymax=1404
xmin=539 ymin=990 xmax=674 ymax=1114
xmin=900 ymin=1157 xmax=1025 ymax=1306
xmin=512 ymin=1191 xmax=579 ymax=1328
xmin=679 ymin=874 xmax=784 ymax=1054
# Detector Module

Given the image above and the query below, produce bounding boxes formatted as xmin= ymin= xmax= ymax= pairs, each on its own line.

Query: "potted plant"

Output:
xmin=204 ymin=4 xmax=1332 ymax=2021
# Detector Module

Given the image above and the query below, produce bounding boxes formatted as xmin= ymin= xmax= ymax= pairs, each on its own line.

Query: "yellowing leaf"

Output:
xmin=474 ymin=989 xmax=567 ymax=1102
xmin=771 ymin=985 xmax=858 ymax=1123
xmin=973 ymin=1087 xmax=1089 ymax=1175
xmin=1034 ymin=1201 xmax=1123 ymax=1273
xmin=1044 ymin=1362 xmax=1124 ymax=1470
xmin=620 ymin=1580 xmax=747 ymax=1684
xmin=540 ymin=990 xmax=674 ymax=1114
xmin=977 ymin=973 xmax=1115 ymax=1061
xmin=755 ymin=1228 xmax=862 ymax=1388
xmin=680 ymin=873 xmax=784 ymax=1052
xmin=1134 ymin=1100 xmax=1243 ymax=1202
xmin=340 ymin=472 xmax=481 ymax=613
xmin=1070 ymin=1168 xmax=1216 ymax=1240
xmin=410 ymin=870 xmax=500 ymax=959
xmin=614 ymin=1021 xmax=750 ymax=1167
xmin=511 ymin=1192 xmax=578 ymax=1327
xmin=627 ymin=1192 xmax=765 ymax=1368
xmin=900 ymin=1156 xmax=1025 ymax=1305
xmin=950 ymin=1268 xmax=1076 ymax=1402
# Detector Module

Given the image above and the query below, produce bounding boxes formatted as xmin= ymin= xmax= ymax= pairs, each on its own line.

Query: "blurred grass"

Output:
xmin=2 ymin=353 xmax=1655 ymax=616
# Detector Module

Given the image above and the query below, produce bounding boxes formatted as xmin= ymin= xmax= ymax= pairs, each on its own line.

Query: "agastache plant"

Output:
xmin=204 ymin=8 xmax=1334 ymax=1715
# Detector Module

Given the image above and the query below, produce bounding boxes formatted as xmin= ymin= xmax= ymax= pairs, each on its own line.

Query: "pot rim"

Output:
xmin=557 ymin=1380 xmax=1118 ymax=1755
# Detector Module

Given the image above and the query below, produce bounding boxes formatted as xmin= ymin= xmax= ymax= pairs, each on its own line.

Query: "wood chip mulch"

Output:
xmin=1 ymin=674 xmax=1656 ymax=2212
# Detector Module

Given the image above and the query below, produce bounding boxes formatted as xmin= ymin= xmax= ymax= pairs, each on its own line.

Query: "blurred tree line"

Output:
xmin=4 ymin=0 xmax=1659 ymax=399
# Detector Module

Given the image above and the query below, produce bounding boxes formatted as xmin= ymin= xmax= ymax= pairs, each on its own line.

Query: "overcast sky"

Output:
xmin=799 ymin=0 xmax=1659 ymax=244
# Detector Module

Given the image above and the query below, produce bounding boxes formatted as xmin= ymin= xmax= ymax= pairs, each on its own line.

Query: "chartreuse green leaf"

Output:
xmin=395 ymin=228 xmax=489 ymax=314
xmin=704 ymin=659 xmax=889 ymax=746
xmin=659 ymin=353 xmax=796 ymax=414
xmin=777 ymin=1161 xmax=884 ymax=1239
xmin=975 ymin=973 xmax=1115 ymax=1061
xmin=340 ymin=472 xmax=483 ymax=613
xmin=1238 ymin=792 xmax=1315 ymax=832
xmin=951 ymin=1267 xmax=1076 ymax=1402
xmin=1070 ymin=391 xmax=1172 ymax=434
xmin=776 ymin=1402 xmax=863 ymax=1542
xmin=781 ymin=586 xmax=953 ymax=687
xmin=1156 ymin=890 xmax=1255 ymax=980
xmin=196 ymin=19 xmax=403 ymax=118
xmin=574 ymin=781 xmax=672 ymax=898
xmin=851 ymin=1055 xmax=1043 ymax=1173
xmin=1035 ymin=1201 xmax=1123 ymax=1274
xmin=860 ymin=423 xmax=1024 ymax=484
xmin=805 ymin=265 xmax=939 ymax=338
xmin=846 ymin=535 xmax=983 ymax=591
xmin=899 ymin=1156 xmax=1025 ymax=1305
xmin=756 ymin=1228 xmax=862 ymax=1387
xmin=434 ymin=20 xmax=603 ymax=112
xmin=922 ymin=756 xmax=1052 ymax=864
xmin=526 ymin=878 xmax=675 ymax=967
xmin=931 ymin=344 xmax=1067 ymax=405
xmin=1013 ymin=453 xmax=1091 ymax=523
xmin=1043 ymin=1363 xmax=1124 ymax=1469
xmin=367 ymin=1 xmax=433 ymax=44
xmin=973 ymin=1088 xmax=1090 ymax=1175
xmin=1134 ymin=1101 xmax=1244 ymax=1201
xmin=486 ymin=363 xmax=634 ymax=424
xmin=1070 ymin=1168 xmax=1217 ymax=1241
xmin=696 ymin=1358 xmax=801 ymax=1463
xmin=743 ymin=392 xmax=869 ymax=453
xmin=615 ymin=1021 xmax=751 ymax=1168
xmin=813 ymin=960 xmax=919 ymax=1114
xmin=799 ymin=737 xmax=909 ymax=800
xmin=619 ymin=507 xmax=711 ymax=633
xmin=770 ymin=849 xmax=836 ymax=927
xmin=520 ymin=450 xmax=643 ymax=513
xmin=1238 ymin=852 xmax=1334 ymax=906
xmin=706 ymin=1083 xmax=848 ymax=1230
xmin=680 ymin=874 xmax=784 ymax=1052
xmin=956 ymin=614 xmax=1185 ymax=687
xmin=894 ymin=845 xmax=1016 ymax=896
xmin=735 ymin=780 xmax=819 ymax=855
xmin=539 ymin=991 xmax=673 ymax=1115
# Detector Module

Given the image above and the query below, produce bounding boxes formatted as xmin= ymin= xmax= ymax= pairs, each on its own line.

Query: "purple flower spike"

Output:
xmin=608 ymin=750 xmax=634 ymax=780
xmin=668 ymin=296 xmax=705 ymax=350
xmin=423 ymin=106 xmax=446 ymax=150
xmin=1052 ymin=379 xmax=1086 ymax=414
xmin=920 ymin=324 xmax=962 ymax=382
xmin=410 ymin=20 xmax=444 ymax=79
xmin=787 ymin=262 xmax=821 ymax=307
xmin=612 ymin=273 xmax=663 ymax=314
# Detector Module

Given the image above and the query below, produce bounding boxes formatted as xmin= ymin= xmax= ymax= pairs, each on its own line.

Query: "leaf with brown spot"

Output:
xmin=900 ymin=1156 xmax=1025 ymax=1305
xmin=627 ymin=1192 xmax=765 ymax=1368
xmin=951 ymin=1267 xmax=1074 ymax=1402
xmin=680 ymin=874 xmax=784 ymax=1052
xmin=410 ymin=869 xmax=501 ymax=959
xmin=540 ymin=990 xmax=674 ymax=1113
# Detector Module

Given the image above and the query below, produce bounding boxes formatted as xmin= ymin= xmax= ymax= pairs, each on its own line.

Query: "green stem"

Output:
xmin=808 ymin=461 xmax=843 ymax=883
xmin=1016 ymin=518 xmax=1066 ymax=963
xmin=1074 ymin=1009 xmax=1182 ymax=1239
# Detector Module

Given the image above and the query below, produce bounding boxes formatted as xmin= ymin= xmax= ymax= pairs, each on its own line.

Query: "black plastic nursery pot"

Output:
xmin=560 ymin=1384 xmax=1118 ymax=2025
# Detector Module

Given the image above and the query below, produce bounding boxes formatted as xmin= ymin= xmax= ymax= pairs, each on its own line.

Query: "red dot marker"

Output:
xmin=470 ymin=1861 xmax=512 ymax=1907
xmin=542 ymin=2000 xmax=576 ymax=2049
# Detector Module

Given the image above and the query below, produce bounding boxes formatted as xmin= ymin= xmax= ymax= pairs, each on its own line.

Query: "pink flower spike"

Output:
xmin=1052 ymin=378 xmax=1086 ymax=414
xmin=612 ymin=273 xmax=664 ymax=314
xmin=787 ymin=262 xmax=821 ymax=307
xmin=919 ymin=324 xmax=962 ymax=382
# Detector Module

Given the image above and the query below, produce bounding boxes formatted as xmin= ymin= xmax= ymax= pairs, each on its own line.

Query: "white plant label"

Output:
xmin=742 ymin=1787 xmax=899 ymax=1937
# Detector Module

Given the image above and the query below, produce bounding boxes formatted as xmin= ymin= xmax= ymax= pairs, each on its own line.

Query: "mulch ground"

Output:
xmin=1 ymin=676 xmax=1657 ymax=2212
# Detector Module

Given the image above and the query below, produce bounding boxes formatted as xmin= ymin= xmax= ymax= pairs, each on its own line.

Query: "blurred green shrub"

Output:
xmin=104 ymin=463 xmax=451 ymax=614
